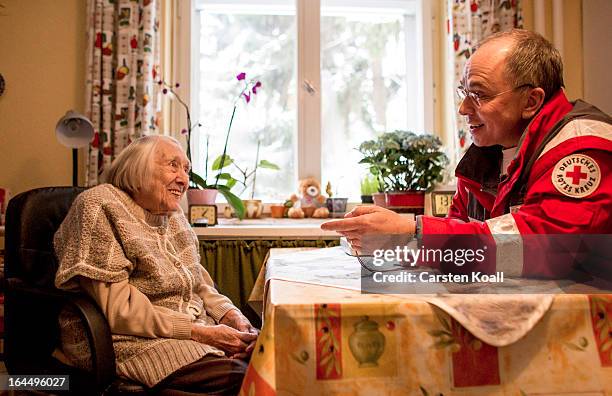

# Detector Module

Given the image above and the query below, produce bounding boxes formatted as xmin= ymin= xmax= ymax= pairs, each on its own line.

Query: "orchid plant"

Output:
xmin=222 ymin=138 xmax=280 ymax=200
xmin=159 ymin=72 xmax=264 ymax=218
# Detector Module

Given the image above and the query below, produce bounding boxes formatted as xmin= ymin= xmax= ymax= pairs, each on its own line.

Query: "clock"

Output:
xmin=431 ymin=191 xmax=455 ymax=217
xmin=188 ymin=204 xmax=217 ymax=226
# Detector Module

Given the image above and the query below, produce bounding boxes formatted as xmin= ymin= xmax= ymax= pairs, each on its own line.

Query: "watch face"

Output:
xmin=432 ymin=192 xmax=454 ymax=217
xmin=189 ymin=204 xmax=217 ymax=226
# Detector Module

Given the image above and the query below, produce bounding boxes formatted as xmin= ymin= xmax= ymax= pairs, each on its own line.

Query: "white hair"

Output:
xmin=104 ymin=135 xmax=183 ymax=196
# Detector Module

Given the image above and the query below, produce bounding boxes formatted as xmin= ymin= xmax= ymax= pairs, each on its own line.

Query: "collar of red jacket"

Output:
xmin=503 ymin=89 xmax=573 ymax=179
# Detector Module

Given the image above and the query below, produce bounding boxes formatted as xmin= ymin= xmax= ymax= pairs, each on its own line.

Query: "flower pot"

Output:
xmin=360 ymin=195 xmax=373 ymax=204
xmin=242 ymin=199 xmax=263 ymax=219
xmin=326 ymin=198 xmax=348 ymax=218
xmin=187 ymin=188 xmax=218 ymax=206
xmin=270 ymin=205 xmax=285 ymax=218
xmin=385 ymin=191 xmax=425 ymax=214
xmin=372 ymin=193 xmax=386 ymax=207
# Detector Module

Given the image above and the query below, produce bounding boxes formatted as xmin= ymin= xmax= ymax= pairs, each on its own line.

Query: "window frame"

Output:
xmin=172 ymin=0 xmax=434 ymax=199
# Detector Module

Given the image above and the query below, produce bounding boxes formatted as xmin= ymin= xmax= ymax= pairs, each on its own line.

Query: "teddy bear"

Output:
xmin=287 ymin=177 xmax=330 ymax=219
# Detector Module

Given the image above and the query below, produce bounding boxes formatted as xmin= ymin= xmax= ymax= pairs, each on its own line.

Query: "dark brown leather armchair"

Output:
xmin=3 ymin=187 xmax=144 ymax=395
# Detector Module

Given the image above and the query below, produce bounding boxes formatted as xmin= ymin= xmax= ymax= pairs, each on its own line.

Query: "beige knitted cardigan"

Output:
xmin=54 ymin=184 xmax=236 ymax=387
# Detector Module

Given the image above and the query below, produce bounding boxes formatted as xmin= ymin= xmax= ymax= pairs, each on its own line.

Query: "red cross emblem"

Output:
xmin=565 ymin=165 xmax=588 ymax=185
xmin=552 ymin=154 xmax=601 ymax=198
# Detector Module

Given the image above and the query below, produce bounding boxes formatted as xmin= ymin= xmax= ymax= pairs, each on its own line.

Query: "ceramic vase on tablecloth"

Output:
xmin=348 ymin=316 xmax=385 ymax=367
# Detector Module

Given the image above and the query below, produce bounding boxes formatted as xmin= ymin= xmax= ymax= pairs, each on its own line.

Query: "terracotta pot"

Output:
xmin=242 ymin=199 xmax=263 ymax=219
xmin=270 ymin=205 xmax=285 ymax=218
xmin=372 ymin=192 xmax=386 ymax=207
xmin=187 ymin=188 xmax=218 ymax=205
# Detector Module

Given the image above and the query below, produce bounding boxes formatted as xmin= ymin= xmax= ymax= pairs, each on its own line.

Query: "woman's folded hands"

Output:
xmin=191 ymin=309 xmax=259 ymax=359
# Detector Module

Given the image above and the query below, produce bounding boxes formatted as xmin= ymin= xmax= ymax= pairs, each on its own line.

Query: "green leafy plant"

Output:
xmin=359 ymin=174 xmax=380 ymax=195
xmin=357 ymin=130 xmax=448 ymax=192
xmin=210 ymin=139 xmax=280 ymax=200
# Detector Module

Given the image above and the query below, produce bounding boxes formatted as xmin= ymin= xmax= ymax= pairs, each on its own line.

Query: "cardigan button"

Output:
xmin=174 ymin=262 xmax=181 ymax=268
xmin=157 ymin=228 xmax=166 ymax=235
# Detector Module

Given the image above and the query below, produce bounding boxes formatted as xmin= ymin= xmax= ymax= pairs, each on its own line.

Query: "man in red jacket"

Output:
xmin=322 ymin=29 xmax=612 ymax=279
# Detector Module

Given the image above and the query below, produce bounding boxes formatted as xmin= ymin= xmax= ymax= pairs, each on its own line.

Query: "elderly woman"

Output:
xmin=54 ymin=136 xmax=257 ymax=395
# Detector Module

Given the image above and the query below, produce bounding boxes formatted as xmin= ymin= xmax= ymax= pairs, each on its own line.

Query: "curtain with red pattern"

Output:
xmin=85 ymin=0 xmax=161 ymax=186
xmin=448 ymin=0 xmax=523 ymax=160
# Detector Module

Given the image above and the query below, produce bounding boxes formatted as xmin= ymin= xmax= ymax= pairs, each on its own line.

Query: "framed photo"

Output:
xmin=431 ymin=191 xmax=454 ymax=217
xmin=188 ymin=204 xmax=217 ymax=226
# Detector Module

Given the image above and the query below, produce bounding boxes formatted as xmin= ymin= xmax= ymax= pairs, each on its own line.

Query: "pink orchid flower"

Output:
xmin=236 ymin=72 xmax=246 ymax=81
xmin=252 ymin=81 xmax=262 ymax=94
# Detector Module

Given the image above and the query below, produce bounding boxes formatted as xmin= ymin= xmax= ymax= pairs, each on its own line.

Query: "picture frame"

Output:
xmin=188 ymin=204 xmax=217 ymax=226
xmin=430 ymin=191 xmax=454 ymax=217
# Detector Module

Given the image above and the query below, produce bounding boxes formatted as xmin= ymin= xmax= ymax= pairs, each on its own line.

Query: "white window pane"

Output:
xmin=320 ymin=1 xmax=418 ymax=200
xmin=192 ymin=2 xmax=296 ymax=202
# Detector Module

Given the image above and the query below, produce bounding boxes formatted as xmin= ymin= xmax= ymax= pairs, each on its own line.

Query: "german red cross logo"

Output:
xmin=551 ymin=154 xmax=601 ymax=198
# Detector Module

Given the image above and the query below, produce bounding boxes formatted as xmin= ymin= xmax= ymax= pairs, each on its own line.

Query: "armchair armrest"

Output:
xmin=5 ymin=279 xmax=116 ymax=392
xmin=67 ymin=294 xmax=116 ymax=391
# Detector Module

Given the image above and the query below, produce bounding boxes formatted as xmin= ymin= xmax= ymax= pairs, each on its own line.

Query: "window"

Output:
xmin=180 ymin=0 xmax=432 ymax=201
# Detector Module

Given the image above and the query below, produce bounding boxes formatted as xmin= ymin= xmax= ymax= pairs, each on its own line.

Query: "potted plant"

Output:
xmin=357 ymin=130 xmax=448 ymax=214
xmin=325 ymin=181 xmax=348 ymax=218
xmin=160 ymin=72 xmax=263 ymax=219
xmin=359 ymin=175 xmax=379 ymax=204
xmin=212 ymin=138 xmax=280 ymax=219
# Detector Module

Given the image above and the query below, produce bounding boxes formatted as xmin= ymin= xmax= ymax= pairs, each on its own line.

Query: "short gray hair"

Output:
xmin=104 ymin=135 xmax=183 ymax=195
xmin=477 ymin=29 xmax=564 ymax=102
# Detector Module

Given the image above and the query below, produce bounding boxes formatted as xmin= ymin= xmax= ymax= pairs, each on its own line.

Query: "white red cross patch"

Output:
xmin=551 ymin=154 xmax=601 ymax=198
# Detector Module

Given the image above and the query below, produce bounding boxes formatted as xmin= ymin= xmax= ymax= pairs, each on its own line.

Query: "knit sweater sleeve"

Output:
xmin=195 ymin=269 xmax=237 ymax=322
xmin=54 ymin=190 xmax=132 ymax=290
xmin=79 ymin=278 xmax=192 ymax=339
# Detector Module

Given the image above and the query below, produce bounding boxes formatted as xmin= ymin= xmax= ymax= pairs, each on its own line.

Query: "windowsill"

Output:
xmin=193 ymin=217 xmax=341 ymax=240
xmin=193 ymin=213 xmax=415 ymax=240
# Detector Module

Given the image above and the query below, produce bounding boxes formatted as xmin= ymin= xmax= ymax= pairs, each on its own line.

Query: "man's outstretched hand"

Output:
xmin=321 ymin=205 xmax=415 ymax=253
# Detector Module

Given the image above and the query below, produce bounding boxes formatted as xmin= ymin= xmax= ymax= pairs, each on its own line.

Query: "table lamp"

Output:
xmin=55 ymin=111 xmax=94 ymax=187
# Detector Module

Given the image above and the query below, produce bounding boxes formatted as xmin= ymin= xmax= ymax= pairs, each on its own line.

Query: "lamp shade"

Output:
xmin=55 ymin=111 xmax=94 ymax=148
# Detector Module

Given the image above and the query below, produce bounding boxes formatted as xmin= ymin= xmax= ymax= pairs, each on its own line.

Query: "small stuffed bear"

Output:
xmin=287 ymin=177 xmax=330 ymax=218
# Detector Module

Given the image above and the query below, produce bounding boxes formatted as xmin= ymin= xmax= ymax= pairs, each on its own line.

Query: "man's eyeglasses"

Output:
xmin=456 ymin=83 xmax=533 ymax=107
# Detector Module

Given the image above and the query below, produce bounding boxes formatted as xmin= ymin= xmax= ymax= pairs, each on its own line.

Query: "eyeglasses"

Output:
xmin=456 ymin=83 xmax=533 ymax=107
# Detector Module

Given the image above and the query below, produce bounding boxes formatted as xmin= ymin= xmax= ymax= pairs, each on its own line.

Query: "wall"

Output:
xmin=0 ymin=0 xmax=86 ymax=197
xmin=514 ymin=0 xmax=583 ymax=99
xmin=582 ymin=0 xmax=612 ymax=115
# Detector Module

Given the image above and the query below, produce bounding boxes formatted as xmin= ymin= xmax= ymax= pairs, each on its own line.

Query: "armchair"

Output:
xmin=3 ymin=187 xmax=144 ymax=395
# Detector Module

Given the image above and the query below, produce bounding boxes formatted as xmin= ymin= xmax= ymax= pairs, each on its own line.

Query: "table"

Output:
xmin=240 ymin=248 xmax=612 ymax=395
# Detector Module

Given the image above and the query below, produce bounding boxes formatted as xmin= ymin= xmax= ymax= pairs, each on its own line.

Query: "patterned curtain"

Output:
xmin=85 ymin=0 xmax=162 ymax=186
xmin=448 ymin=0 xmax=522 ymax=159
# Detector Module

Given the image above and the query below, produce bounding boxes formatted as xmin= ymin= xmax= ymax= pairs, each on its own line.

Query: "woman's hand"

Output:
xmin=220 ymin=309 xmax=258 ymax=334
xmin=219 ymin=309 xmax=259 ymax=359
xmin=191 ymin=324 xmax=258 ymax=358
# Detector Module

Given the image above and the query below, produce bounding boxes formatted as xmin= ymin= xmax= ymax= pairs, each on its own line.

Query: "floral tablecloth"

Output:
xmin=241 ymin=249 xmax=612 ymax=395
